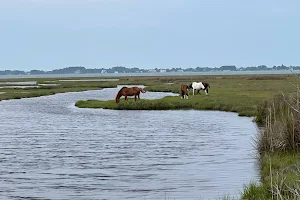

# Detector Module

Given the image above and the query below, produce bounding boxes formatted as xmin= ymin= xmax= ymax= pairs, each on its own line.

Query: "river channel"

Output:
xmin=0 ymin=86 xmax=259 ymax=200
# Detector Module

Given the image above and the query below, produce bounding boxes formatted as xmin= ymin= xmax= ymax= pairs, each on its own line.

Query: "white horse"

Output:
xmin=189 ymin=82 xmax=211 ymax=95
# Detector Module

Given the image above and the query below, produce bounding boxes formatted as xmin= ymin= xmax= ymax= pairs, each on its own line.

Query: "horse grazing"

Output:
xmin=189 ymin=82 xmax=211 ymax=95
xmin=115 ymin=86 xmax=146 ymax=103
xmin=180 ymin=84 xmax=189 ymax=99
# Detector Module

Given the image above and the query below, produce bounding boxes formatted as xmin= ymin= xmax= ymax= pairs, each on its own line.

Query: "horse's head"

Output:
xmin=203 ymin=82 xmax=211 ymax=89
xmin=185 ymin=84 xmax=189 ymax=90
xmin=115 ymin=87 xmax=126 ymax=103
xmin=189 ymin=84 xmax=193 ymax=89
xmin=140 ymin=88 xmax=146 ymax=93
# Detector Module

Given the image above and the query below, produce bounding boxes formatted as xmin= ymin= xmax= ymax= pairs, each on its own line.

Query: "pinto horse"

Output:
xmin=115 ymin=86 xmax=146 ymax=103
xmin=189 ymin=82 xmax=211 ymax=95
xmin=180 ymin=84 xmax=189 ymax=99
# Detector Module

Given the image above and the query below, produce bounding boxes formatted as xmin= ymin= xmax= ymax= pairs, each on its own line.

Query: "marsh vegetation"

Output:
xmin=1 ymin=74 xmax=300 ymax=199
xmin=243 ymin=82 xmax=300 ymax=199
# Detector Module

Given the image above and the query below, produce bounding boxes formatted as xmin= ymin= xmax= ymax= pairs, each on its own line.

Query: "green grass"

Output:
xmin=240 ymin=182 xmax=268 ymax=200
xmin=0 ymin=77 xmax=119 ymax=101
xmin=76 ymin=94 xmax=258 ymax=117
xmin=75 ymin=74 xmax=300 ymax=120
xmin=239 ymin=153 xmax=300 ymax=199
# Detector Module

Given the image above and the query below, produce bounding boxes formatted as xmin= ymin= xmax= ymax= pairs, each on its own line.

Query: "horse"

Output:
xmin=189 ymin=82 xmax=211 ymax=95
xmin=180 ymin=84 xmax=189 ymax=99
xmin=115 ymin=86 xmax=146 ymax=103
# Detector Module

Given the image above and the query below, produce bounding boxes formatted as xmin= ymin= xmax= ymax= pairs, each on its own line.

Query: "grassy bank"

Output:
xmin=241 ymin=89 xmax=300 ymax=199
xmin=75 ymin=74 xmax=300 ymax=119
xmin=76 ymin=94 xmax=257 ymax=117
xmin=0 ymin=77 xmax=119 ymax=101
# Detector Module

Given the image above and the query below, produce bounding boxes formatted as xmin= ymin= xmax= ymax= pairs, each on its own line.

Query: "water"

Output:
xmin=0 ymin=86 xmax=40 ymax=89
xmin=0 ymin=87 xmax=259 ymax=200
xmin=0 ymin=69 xmax=299 ymax=79
xmin=0 ymin=81 xmax=37 ymax=85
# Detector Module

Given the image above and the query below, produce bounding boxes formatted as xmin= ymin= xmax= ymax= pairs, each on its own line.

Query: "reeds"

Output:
xmin=250 ymin=74 xmax=300 ymax=199
xmin=256 ymin=87 xmax=300 ymax=153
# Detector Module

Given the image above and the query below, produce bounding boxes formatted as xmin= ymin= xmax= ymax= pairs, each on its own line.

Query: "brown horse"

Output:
xmin=115 ymin=86 xmax=146 ymax=103
xmin=180 ymin=84 xmax=189 ymax=99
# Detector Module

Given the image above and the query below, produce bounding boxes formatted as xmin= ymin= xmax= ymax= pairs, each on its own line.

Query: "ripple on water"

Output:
xmin=0 ymin=88 xmax=259 ymax=200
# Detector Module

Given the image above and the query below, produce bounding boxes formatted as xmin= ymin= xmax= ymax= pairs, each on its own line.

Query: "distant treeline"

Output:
xmin=1 ymin=65 xmax=300 ymax=75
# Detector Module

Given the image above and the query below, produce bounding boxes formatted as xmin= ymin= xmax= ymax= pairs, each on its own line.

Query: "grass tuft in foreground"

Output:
xmin=240 ymin=80 xmax=300 ymax=199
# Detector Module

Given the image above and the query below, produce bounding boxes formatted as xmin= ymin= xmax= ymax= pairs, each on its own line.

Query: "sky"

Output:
xmin=0 ymin=0 xmax=299 ymax=71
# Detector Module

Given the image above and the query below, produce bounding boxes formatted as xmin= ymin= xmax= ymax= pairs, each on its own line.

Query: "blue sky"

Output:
xmin=0 ymin=0 xmax=299 ymax=71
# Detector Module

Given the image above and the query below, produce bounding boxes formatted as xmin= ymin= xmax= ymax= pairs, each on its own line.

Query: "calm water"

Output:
xmin=0 ymin=86 xmax=259 ymax=200
xmin=0 ymin=69 xmax=299 ymax=79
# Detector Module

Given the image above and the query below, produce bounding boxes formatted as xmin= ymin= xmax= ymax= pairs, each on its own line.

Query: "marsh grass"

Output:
xmin=75 ymin=74 xmax=300 ymax=119
xmin=240 ymin=182 xmax=268 ymax=199
xmin=241 ymin=153 xmax=300 ymax=199
xmin=257 ymin=92 xmax=300 ymax=153
xmin=76 ymin=94 xmax=258 ymax=116
xmin=245 ymin=73 xmax=300 ymax=199
xmin=0 ymin=77 xmax=119 ymax=101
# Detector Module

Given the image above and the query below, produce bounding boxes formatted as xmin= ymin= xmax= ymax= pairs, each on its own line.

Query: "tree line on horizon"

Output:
xmin=1 ymin=65 xmax=300 ymax=75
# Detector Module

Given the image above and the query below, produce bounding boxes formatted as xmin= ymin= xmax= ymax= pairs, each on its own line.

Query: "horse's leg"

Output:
xmin=134 ymin=95 xmax=137 ymax=101
xmin=205 ymin=89 xmax=208 ymax=95
xmin=193 ymin=89 xmax=195 ymax=96
xmin=138 ymin=94 xmax=140 ymax=100
xmin=186 ymin=91 xmax=189 ymax=99
xmin=125 ymin=95 xmax=128 ymax=102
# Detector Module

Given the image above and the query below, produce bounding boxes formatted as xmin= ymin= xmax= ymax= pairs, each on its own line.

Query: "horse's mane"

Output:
xmin=115 ymin=87 xmax=127 ymax=103
xmin=203 ymin=82 xmax=211 ymax=89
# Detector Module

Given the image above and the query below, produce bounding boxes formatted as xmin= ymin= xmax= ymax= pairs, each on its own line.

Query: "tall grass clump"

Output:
xmin=251 ymin=81 xmax=300 ymax=199
xmin=241 ymin=182 xmax=268 ymax=199
xmin=257 ymin=91 xmax=300 ymax=153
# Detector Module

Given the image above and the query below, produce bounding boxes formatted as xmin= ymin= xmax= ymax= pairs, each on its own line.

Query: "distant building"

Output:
xmin=220 ymin=65 xmax=237 ymax=71
xmin=148 ymin=69 xmax=157 ymax=73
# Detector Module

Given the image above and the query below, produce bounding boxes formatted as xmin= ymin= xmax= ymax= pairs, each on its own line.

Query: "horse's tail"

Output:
xmin=115 ymin=87 xmax=126 ymax=103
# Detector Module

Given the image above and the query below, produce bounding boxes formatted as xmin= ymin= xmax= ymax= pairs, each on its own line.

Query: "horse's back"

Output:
xmin=192 ymin=82 xmax=204 ymax=89
xmin=123 ymin=86 xmax=140 ymax=96
xmin=119 ymin=86 xmax=128 ymax=91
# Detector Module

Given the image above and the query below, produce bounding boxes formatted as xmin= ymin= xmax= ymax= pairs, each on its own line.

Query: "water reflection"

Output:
xmin=0 ymin=87 xmax=259 ymax=199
